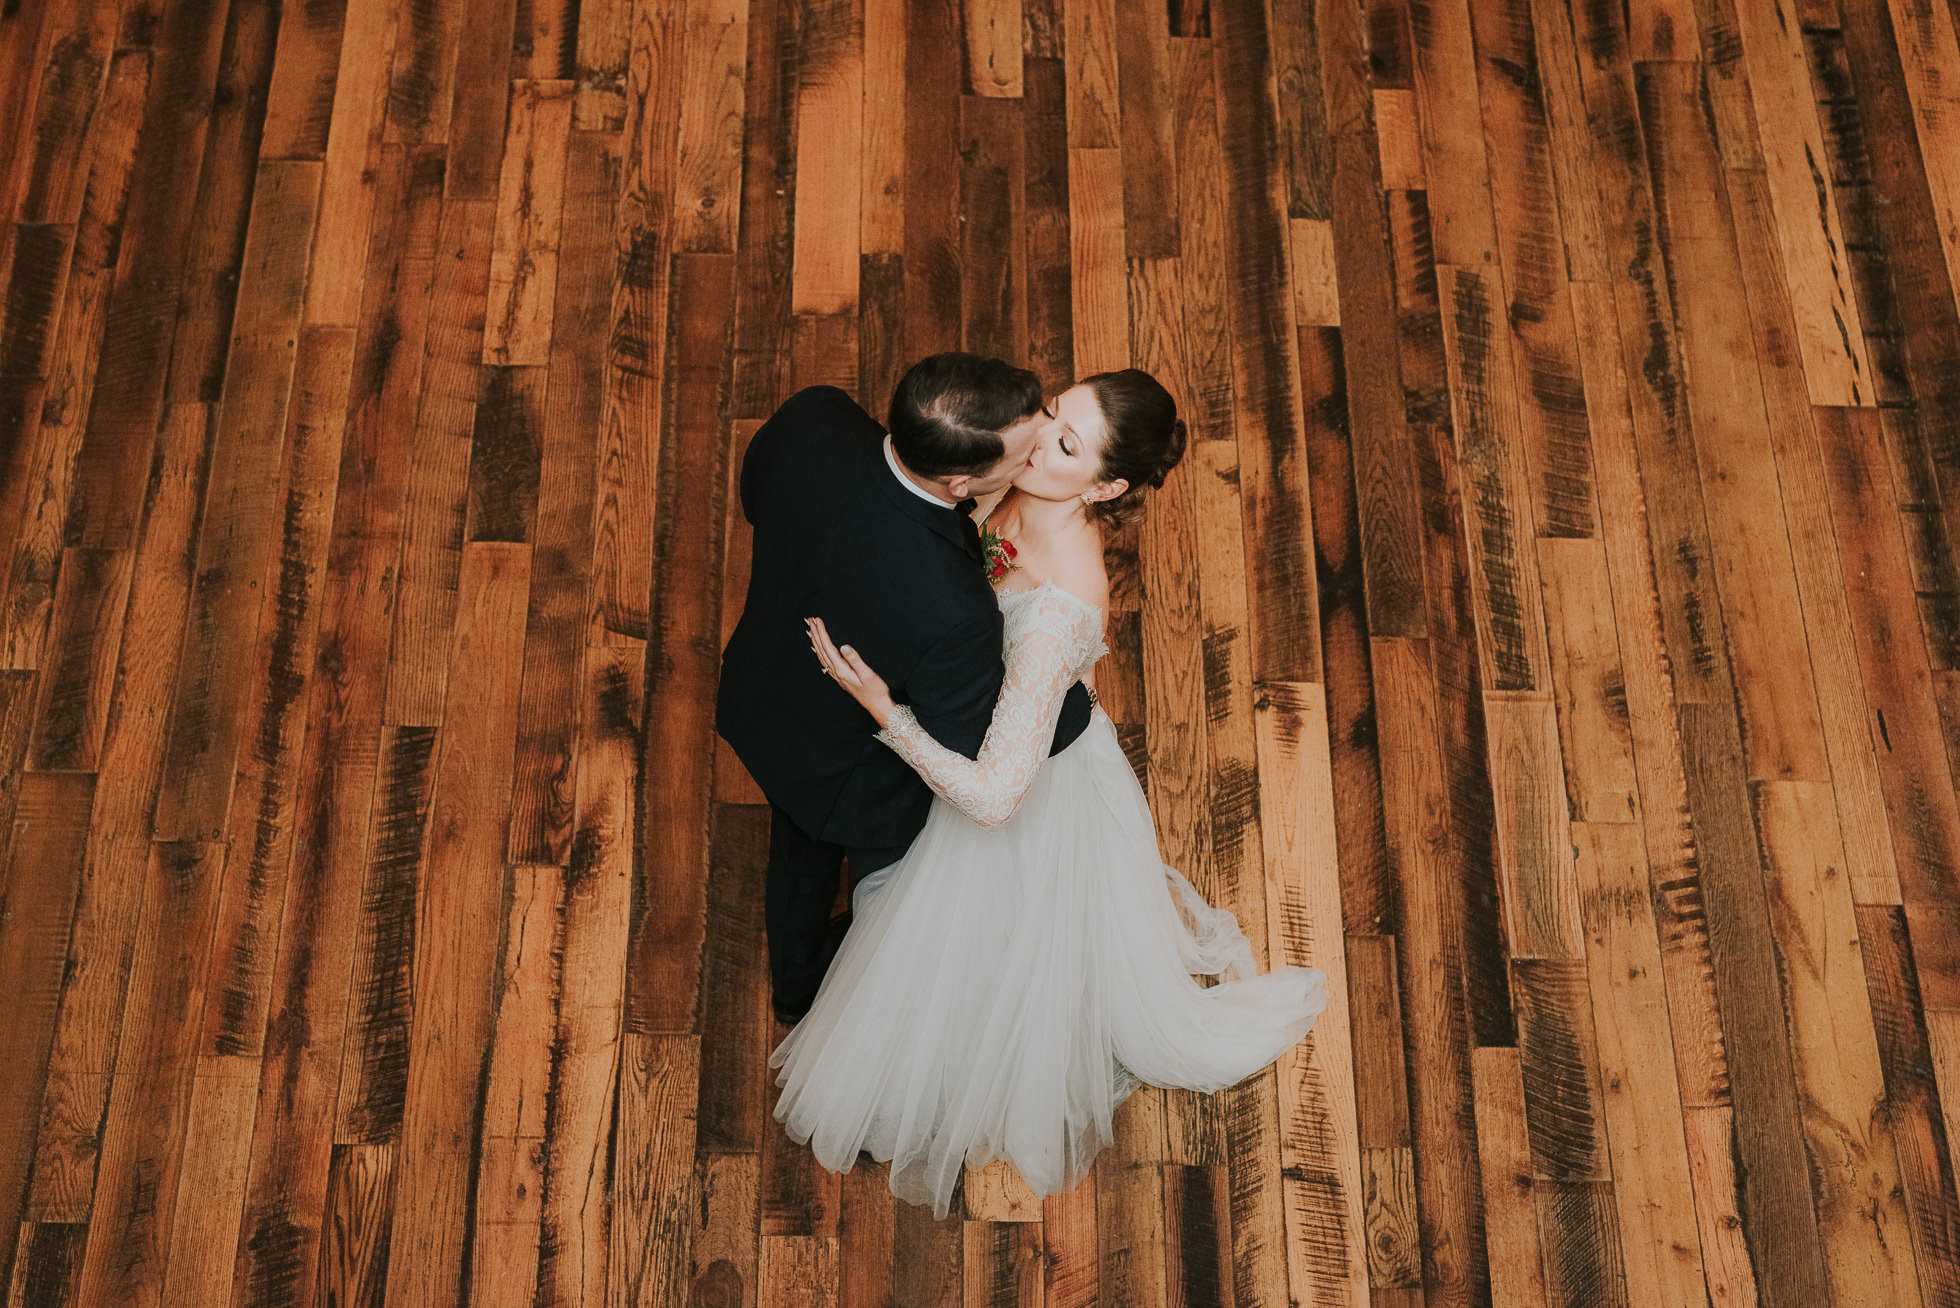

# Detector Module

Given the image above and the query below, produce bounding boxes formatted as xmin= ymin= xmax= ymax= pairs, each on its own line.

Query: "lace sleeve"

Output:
xmin=876 ymin=589 xmax=1104 ymax=828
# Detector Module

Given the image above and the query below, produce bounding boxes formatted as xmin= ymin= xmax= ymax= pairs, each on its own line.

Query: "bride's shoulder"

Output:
xmin=1042 ymin=539 xmax=1110 ymax=617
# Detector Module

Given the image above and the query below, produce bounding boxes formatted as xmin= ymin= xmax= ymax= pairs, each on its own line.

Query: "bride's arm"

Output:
xmin=810 ymin=594 xmax=1101 ymax=828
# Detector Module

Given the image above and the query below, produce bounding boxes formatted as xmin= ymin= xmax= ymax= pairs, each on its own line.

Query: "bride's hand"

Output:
xmin=807 ymin=618 xmax=897 ymax=727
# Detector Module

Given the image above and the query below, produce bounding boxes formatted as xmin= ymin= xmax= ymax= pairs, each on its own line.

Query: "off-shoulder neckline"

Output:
xmin=994 ymin=577 xmax=1107 ymax=618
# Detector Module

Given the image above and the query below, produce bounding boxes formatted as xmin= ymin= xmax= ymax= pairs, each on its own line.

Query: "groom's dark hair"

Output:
xmin=887 ymin=352 xmax=1045 ymax=478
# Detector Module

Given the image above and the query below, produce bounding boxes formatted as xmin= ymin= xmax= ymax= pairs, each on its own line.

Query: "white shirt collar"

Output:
xmin=884 ymin=435 xmax=955 ymax=508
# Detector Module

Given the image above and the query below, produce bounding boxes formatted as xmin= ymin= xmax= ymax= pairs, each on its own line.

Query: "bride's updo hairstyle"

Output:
xmin=1083 ymin=369 xmax=1187 ymax=528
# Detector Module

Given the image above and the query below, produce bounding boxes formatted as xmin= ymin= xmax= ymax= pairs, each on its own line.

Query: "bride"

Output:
xmin=778 ymin=368 xmax=1327 ymax=1218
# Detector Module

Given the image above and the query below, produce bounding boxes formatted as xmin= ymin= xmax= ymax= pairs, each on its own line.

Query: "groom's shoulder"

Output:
xmin=773 ymin=385 xmax=880 ymax=436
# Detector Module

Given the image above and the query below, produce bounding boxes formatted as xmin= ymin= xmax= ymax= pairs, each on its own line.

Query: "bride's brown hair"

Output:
xmin=1081 ymin=369 xmax=1187 ymax=529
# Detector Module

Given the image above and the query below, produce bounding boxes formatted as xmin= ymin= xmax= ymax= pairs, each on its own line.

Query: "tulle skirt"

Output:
xmin=767 ymin=709 xmax=1328 ymax=1218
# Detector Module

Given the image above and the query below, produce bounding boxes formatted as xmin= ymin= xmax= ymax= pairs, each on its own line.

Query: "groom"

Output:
xmin=717 ymin=353 xmax=1095 ymax=1025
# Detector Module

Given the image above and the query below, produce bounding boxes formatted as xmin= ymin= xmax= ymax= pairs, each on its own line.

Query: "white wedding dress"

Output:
xmin=768 ymin=580 xmax=1328 ymax=1218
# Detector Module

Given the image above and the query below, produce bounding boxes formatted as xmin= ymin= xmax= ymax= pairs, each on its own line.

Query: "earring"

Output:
xmin=1080 ymin=492 xmax=1093 ymax=504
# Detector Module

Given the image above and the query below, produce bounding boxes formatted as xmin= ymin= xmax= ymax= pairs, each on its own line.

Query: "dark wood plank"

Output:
xmin=628 ymin=251 xmax=735 ymax=1033
xmin=0 ymin=775 xmax=92 ymax=1295
xmin=959 ymin=94 xmax=1025 ymax=361
xmin=1115 ymin=0 xmax=1178 ymax=259
xmin=1314 ymin=0 xmax=1427 ymax=641
xmin=1023 ymin=55 xmax=1072 ymax=395
xmin=384 ymin=0 xmax=466 ymax=145
xmin=315 ymin=1143 xmax=396 ymax=1308
xmin=1215 ymin=0 xmax=1321 ymax=683
xmin=24 ymin=545 xmax=130 ymax=771
xmin=699 ymin=803 xmax=770 ymax=1154
xmin=442 ymin=0 xmax=519 ymax=200
xmin=58 ymin=0 xmax=236 ymax=549
xmin=790 ymin=0 xmax=858 ymax=315
xmin=612 ymin=1032 xmax=702 ymax=1307
xmin=259 ymin=0 xmax=347 ymax=163
xmin=150 ymin=159 xmax=323 ymax=840
xmin=903 ymin=0 xmax=961 ymax=358
xmin=727 ymin=0 xmax=799 ymax=421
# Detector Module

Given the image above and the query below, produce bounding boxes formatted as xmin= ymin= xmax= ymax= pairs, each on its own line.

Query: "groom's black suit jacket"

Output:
xmin=716 ymin=386 xmax=1093 ymax=853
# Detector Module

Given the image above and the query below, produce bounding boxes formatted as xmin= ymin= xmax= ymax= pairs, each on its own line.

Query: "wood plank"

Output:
xmin=1727 ymin=0 xmax=1874 ymax=405
xmin=150 ymin=159 xmax=323 ymax=839
xmin=1406 ymin=0 xmax=1499 ymax=267
xmin=1681 ymin=1107 xmax=1764 ymax=1307
xmin=1115 ymin=0 xmax=1176 ymax=259
xmin=1509 ymin=959 xmax=1610 ymax=1182
xmin=1063 ymin=0 xmax=1119 ymax=149
xmin=1752 ymin=782 xmax=1924 ymax=1306
xmin=791 ymin=0 xmax=861 ymax=316
xmin=1163 ymin=1165 xmax=1234 ymax=1308
xmin=1268 ymin=0 xmax=1332 ymax=218
xmin=699 ymin=804 xmax=769 ymax=1154
xmin=903 ymin=0 xmax=961 ymax=357
xmin=154 ymin=1058 xmax=259 ymax=1308
xmin=1168 ymin=39 xmax=1233 ymax=441
xmin=629 ymin=251 xmax=735 ymax=1032
xmin=469 ymin=861 xmax=561 ymax=1300
xmin=574 ymin=0 xmax=631 ymax=129
xmin=59 ymin=0 xmax=228 ymax=549
xmin=70 ymin=840 xmax=218 ymax=1308
xmin=693 ymin=1153 xmax=761 ymax=1308
xmin=1469 ymin=1047 xmax=1551 ymax=1308
xmin=506 ymin=128 xmax=611 ymax=864
xmin=1883 ymin=0 xmax=1960 ymax=335
xmin=0 ymin=775 xmax=92 ymax=1288
xmin=1068 ymin=147 xmax=1125 ymax=376
xmin=1467 ymin=0 xmax=1598 ymax=542
xmin=1024 ymin=55 xmax=1072 ymax=394
xmin=1819 ymin=406 xmax=1960 ymax=1011
xmin=306 ymin=0 xmax=397 ymax=327
xmin=1485 ymin=697 xmax=1583 ymax=959
xmin=536 ymin=639 xmax=642 ymax=1306
xmin=964 ymin=0 xmax=1022 ymax=96
xmin=1215 ymin=0 xmax=1319 ymax=682
xmin=1360 ymin=1146 xmax=1422 ymax=1292
xmin=1565 ymin=280 xmax=1729 ymax=1112
xmin=1043 ymin=1171 xmax=1096 ymax=1308
xmin=485 ymin=79 xmax=574 ymax=367
xmin=1638 ymin=64 xmax=1833 ymax=785
xmin=1856 ymin=904 xmax=1960 ymax=1308
xmin=762 ymin=1234 xmax=839 ymax=1308
xmin=383 ymin=542 xmax=532 ymax=1308
xmin=5 ymin=1222 xmax=84 ymax=1307
xmin=258 ymin=0 xmax=346 ymax=163
xmin=727 ymin=0 xmax=799 ymax=420
xmin=963 ymin=1163 xmax=1042 ymax=1224
xmin=1536 ymin=540 xmax=1638 ymax=824
xmin=21 ymin=402 xmax=210 ymax=1225
xmin=1532 ymin=1180 xmax=1629 ymax=1307
xmin=334 ymin=725 xmax=440 ymax=1144
xmin=441 ymin=0 xmax=519 ymax=200
xmin=861 ymin=0 xmax=905 ymax=257
xmin=1372 ymin=636 xmax=1489 ymax=1308
xmin=0 ymin=45 xmax=147 ymax=671
xmin=1434 ymin=265 xmax=1551 ymax=694
xmin=1253 ymin=681 xmax=1368 ymax=1307
xmin=964 ymin=1221 xmax=1044 ymax=1306
xmin=673 ymin=0 xmax=747 ymax=257
xmin=316 ymin=1144 xmax=395 ymax=1308
xmin=467 ymin=366 xmax=547 ymax=547
xmin=839 ymin=1162 xmax=895 ymax=1308
xmin=382 ymin=179 xmax=487 ymax=730
xmin=960 ymin=95 xmax=1025 ymax=361
xmin=384 ymin=0 xmax=464 ymax=145
xmin=613 ymin=1033 xmax=702 ymax=1308
xmin=24 ymin=545 xmax=130 ymax=771
xmin=1096 ymin=1089 xmax=1169 ymax=1308
xmin=198 ymin=325 xmax=358 ymax=1063
xmin=1569 ymin=822 xmax=1712 ymax=1308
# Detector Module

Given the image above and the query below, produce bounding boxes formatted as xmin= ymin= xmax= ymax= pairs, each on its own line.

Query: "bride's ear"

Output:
xmin=1088 ymin=478 xmax=1128 ymax=504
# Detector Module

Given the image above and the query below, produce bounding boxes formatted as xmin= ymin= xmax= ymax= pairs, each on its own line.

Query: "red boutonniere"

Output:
xmin=980 ymin=522 xmax=1019 ymax=581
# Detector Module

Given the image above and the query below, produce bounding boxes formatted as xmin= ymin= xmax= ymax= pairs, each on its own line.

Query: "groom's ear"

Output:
xmin=943 ymin=473 xmax=973 ymax=500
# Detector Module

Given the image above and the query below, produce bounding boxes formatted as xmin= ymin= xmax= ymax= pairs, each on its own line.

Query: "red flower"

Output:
xmin=1000 ymin=539 xmax=1017 ymax=559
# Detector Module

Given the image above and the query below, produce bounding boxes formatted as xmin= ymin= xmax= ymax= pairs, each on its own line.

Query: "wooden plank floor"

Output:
xmin=4 ymin=0 xmax=1960 ymax=1302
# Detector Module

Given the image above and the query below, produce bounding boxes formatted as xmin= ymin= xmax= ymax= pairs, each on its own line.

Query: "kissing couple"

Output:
xmin=716 ymin=353 xmax=1327 ymax=1218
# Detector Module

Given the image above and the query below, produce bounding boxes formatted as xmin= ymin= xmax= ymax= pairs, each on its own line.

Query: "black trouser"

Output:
xmin=764 ymin=805 xmax=910 ymax=1016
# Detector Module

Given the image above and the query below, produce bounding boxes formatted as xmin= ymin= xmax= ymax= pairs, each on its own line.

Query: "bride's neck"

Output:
xmin=1005 ymin=490 xmax=1093 ymax=547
